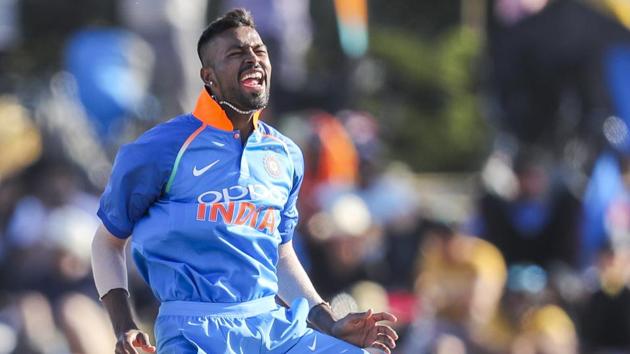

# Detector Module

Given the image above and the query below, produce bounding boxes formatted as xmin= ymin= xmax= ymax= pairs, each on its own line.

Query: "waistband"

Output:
xmin=158 ymin=296 xmax=278 ymax=318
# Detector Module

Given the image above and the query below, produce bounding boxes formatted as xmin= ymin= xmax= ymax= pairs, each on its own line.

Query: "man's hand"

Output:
xmin=115 ymin=329 xmax=156 ymax=354
xmin=100 ymin=287 xmax=154 ymax=354
xmin=331 ymin=309 xmax=398 ymax=354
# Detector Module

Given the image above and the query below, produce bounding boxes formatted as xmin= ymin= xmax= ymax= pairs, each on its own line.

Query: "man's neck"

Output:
xmin=208 ymin=88 xmax=257 ymax=141
xmin=229 ymin=111 xmax=255 ymax=144
xmin=226 ymin=110 xmax=255 ymax=133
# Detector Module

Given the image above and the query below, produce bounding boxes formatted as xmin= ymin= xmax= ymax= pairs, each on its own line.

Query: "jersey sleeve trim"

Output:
xmin=165 ymin=123 xmax=208 ymax=193
xmin=97 ymin=208 xmax=132 ymax=238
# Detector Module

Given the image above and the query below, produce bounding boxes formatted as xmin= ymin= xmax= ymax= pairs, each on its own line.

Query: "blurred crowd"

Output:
xmin=3 ymin=0 xmax=630 ymax=353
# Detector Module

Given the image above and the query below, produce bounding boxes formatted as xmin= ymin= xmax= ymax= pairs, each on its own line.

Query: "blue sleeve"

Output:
xmin=97 ymin=117 xmax=196 ymax=238
xmin=278 ymin=141 xmax=304 ymax=244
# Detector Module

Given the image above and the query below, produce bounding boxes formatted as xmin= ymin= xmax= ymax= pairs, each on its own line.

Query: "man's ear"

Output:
xmin=200 ymin=67 xmax=216 ymax=87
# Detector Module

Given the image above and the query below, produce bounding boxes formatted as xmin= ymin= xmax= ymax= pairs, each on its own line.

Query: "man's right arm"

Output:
xmin=92 ymin=223 xmax=155 ymax=353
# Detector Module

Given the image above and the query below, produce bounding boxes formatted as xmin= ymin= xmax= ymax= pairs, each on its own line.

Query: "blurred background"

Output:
xmin=3 ymin=0 xmax=630 ymax=353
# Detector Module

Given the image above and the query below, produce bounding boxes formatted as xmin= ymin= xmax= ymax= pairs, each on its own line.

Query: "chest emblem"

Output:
xmin=263 ymin=154 xmax=282 ymax=178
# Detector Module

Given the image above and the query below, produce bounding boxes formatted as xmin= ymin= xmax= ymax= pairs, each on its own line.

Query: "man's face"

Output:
xmin=202 ymin=26 xmax=271 ymax=111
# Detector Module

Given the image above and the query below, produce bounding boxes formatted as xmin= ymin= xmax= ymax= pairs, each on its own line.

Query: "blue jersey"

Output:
xmin=97 ymin=89 xmax=304 ymax=303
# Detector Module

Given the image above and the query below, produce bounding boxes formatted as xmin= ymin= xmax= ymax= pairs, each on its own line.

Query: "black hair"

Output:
xmin=197 ymin=8 xmax=256 ymax=66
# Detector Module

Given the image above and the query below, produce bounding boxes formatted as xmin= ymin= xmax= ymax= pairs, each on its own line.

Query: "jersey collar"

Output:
xmin=192 ymin=88 xmax=260 ymax=131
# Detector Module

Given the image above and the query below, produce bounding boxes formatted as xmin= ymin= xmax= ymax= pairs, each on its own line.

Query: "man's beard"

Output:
xmin=243 ymin=90 xmax=268 ymax=110
xmin=221 ymin=88 xmax=269 ymax=114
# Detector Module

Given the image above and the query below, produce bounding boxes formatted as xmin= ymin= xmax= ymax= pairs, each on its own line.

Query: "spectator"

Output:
xmin=487 ymin=0 xmax=630 ymax=171
xmin=471 ymin=147 xmax=581 ymax=270
xmin=580 ymin=243 xmax=630 ymax=353
xmin=403 ymin=224 xmax=507 ymax=354
xmin=512 ymin=304 xmax=578 ymax=354
xmin=1 ymin=158 xmax=113 ymax=353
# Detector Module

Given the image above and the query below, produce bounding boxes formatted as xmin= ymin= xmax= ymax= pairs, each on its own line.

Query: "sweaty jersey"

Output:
xmin=97 ymin=89 xmax=304 ymax=303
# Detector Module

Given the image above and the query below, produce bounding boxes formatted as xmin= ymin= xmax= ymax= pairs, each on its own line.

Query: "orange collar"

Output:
xmin=192 ymin=88 xmax=260 ymax=131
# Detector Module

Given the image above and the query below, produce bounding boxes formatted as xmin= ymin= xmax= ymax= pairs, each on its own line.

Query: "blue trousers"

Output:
xmin=155 ymin=296 xmax=368 ymax=353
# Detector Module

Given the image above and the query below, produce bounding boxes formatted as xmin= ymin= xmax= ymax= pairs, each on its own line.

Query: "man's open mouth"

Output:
xmin=240 ymin=70 xmax=265 ymax=91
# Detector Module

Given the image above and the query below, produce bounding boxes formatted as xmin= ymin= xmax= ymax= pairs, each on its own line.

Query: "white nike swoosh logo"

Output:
xmin=193 ymin=160 xmax=219 ymax=176
xmin=212 ymin=141 xmax=225 ymax=147
xmin=308 ymin=336 xmax=317 ymax=351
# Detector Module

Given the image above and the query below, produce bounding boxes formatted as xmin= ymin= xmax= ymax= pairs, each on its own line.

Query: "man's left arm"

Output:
xmin=276 ymin=241 xmax=398 ymax=353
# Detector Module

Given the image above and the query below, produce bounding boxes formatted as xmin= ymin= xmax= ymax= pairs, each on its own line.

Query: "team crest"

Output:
xmin=263 ymin=154 xmax=282 ymax=178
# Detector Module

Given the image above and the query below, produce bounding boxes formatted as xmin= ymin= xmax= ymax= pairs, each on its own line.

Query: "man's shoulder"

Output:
xmin=258 ymin=121 xmax=302 ymax=155
xmin=258 ymin=121 xmax=304 ymax=176
xmin=117 ymin=114 xmax=202 ymax=166
xmin=134 ymin=114 xmax=201 ymax=145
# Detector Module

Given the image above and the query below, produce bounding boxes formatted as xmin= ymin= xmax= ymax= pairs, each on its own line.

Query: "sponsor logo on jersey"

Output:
xmin=194 ymin=183 xmax=285 ymax=234
xmin=196 ymin=202 xmax=277 ymax=234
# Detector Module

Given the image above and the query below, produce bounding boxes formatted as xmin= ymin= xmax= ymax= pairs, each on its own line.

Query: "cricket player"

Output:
xmin=91 ymin=8 xmax=398 ymax=354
